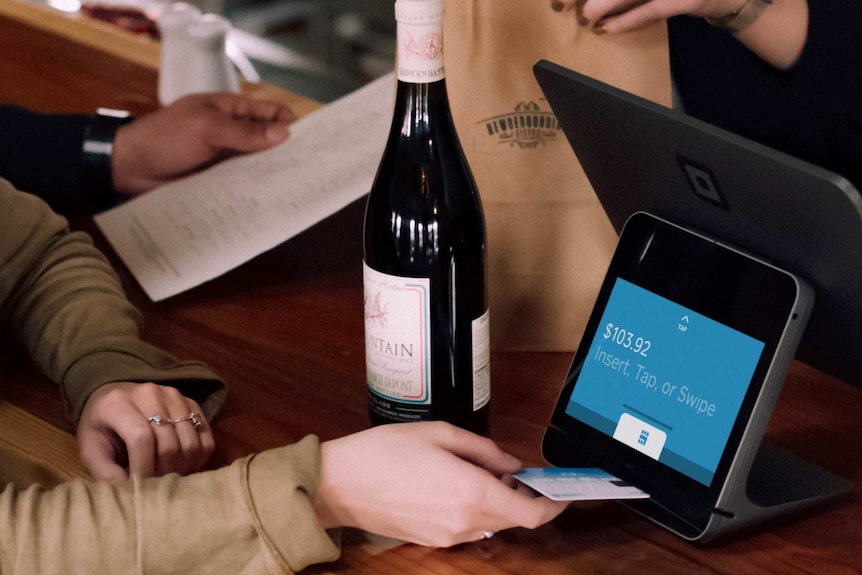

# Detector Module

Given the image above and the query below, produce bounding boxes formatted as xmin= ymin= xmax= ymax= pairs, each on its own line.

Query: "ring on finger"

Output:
xmin=171 ymin=412 xmax=203 ymax=430
xmin=147 ymin=414 xmax=173 ymax=426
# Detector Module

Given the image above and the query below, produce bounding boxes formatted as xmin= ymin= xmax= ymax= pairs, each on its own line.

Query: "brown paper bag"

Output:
xmin=444 ymin=1 xmax=672 ymax=352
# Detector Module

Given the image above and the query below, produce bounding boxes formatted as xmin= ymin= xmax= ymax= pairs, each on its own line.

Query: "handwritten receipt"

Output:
xmin=94 ymin=72 xmax=394 ymax=301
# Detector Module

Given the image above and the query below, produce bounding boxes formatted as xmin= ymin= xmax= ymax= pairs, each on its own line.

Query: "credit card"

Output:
xmin=513 ymin=467 xmax=650 ymax=501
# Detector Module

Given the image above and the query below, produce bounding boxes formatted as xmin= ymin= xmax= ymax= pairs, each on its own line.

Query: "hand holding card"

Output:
xmin=514 ymin=468 xmax=650 ymax=502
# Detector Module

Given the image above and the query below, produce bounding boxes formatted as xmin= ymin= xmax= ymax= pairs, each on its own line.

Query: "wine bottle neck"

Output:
xmin=392 ymin=79 xmax=453 ymax=129
xmin=395 ymin=78 xmax=449 ymax=98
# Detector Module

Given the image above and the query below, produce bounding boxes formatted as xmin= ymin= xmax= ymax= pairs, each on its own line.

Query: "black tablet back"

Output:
xmin=534 ymin=59 xmax=862 ymax=388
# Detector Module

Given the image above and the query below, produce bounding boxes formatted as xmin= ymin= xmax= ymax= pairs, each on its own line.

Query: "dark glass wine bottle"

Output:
xmin=362 ymin=0 xmax=490 ymax=433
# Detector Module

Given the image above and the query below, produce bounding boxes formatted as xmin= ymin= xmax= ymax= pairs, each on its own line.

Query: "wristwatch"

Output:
xmin=81 ymin=107 xmax=133 ymax=201
xmin=705 ymin=0 xmax=773 ymax=33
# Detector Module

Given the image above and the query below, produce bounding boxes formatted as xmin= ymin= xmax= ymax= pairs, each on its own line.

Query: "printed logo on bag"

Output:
xmin=474 ymin=100 xmax=561 ymax=153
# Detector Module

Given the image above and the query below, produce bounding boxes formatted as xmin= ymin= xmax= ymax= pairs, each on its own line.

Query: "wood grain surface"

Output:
xmin=1 ymin=2 xmax=859 ymax=572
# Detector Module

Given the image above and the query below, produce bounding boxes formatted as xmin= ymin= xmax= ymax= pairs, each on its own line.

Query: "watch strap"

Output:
xmin=81 ymin=107 xmax=133 ymax=202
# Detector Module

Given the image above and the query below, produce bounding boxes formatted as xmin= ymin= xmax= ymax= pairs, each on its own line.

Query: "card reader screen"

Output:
xmin=565 ymin=278 xmax=765 ymax=486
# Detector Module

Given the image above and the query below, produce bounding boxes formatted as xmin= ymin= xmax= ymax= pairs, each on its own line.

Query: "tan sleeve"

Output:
xmin=0 ymin=179 xmax=225 ymax=420
xmin=0 ymin=436 xmax=340 ymax=574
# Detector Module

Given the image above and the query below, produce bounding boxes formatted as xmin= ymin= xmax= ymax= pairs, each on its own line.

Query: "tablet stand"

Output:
xmin=620 ymin=333 xmax=852 ymax=542
xmin=745 ymin=439 xmax=850 ymax=509
xmin=702 ymin=423 xmax=851 ymax=541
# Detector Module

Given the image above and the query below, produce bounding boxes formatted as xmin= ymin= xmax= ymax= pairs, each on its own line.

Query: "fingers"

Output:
xmin=123 ymin=413 xmax=158 ymax=479
xmin=78 ymin=382 xmax=214 ymax=481
xmin=556 ymin=0 xmax=697 ymax=33
xmin=551 ymin=0 xmax=579 ymax=11
xmin=167 ymin=406 xmax=215 ymax=473
xmin=412 ymin=422 xmax=567 ymax=534
xmin=421 ymin=421 xmax=523 ymax=476
xmin=587 ymin=0 xmax=683 ymax=32
xmin=209 ymin=92 xmax=297 ymax=124
xmin=481 ymin=477 xmax=570 ymax=532
xmin=206 ymin=119 xmax=290 ymax=153
xmin=205 ymin=92 xmax=296 ymax=151
xmin=130 ymin=392 xmax=213 ymax=477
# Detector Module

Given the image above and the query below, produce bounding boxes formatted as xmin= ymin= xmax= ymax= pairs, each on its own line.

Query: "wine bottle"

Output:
xmin=363 ymin=0 xmax=490 ymax=433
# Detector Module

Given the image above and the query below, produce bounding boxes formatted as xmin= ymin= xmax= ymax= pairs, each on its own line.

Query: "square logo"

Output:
xmin=677 ymin=156 xmax=730 ymax=210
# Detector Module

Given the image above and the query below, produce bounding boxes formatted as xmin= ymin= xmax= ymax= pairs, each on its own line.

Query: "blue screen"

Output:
xmin=566 ymin=278 xmax=765 ymax=486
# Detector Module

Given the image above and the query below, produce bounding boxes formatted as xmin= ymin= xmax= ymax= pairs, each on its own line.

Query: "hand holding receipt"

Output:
xmin=94 ymin=73 xmax=395 ymax=301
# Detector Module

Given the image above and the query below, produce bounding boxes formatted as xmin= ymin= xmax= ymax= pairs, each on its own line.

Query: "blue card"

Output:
xmin=513 ymin=468 xmax=650 ymax=501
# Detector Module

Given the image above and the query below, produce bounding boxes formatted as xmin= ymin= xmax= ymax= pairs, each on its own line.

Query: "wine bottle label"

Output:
xmin=395 ymin=0 xmax=445 ymax=84
xmin=364 ymin=263 xmax=432 ymax=405
xmin=472 ymin=309 xmax=491 ymax=411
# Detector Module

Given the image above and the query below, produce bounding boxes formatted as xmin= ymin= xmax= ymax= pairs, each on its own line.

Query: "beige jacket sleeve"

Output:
xmin=0 ymin=180 xmax=340 ymax=572
xmin=0 ymin=178 xmax=225 ymax=420
xmin=0 ymin=436 xmax=341 ymax=574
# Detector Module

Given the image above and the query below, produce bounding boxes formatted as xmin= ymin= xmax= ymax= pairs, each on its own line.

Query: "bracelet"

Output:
xmin=705 ymin=0 xmax=773 ymax=33
xmin=81 ymin=107 xmax=133 ymax=202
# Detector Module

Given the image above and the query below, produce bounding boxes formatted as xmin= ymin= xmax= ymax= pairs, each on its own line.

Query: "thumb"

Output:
xmin=78 ymin=432 xmax=130 ymax=484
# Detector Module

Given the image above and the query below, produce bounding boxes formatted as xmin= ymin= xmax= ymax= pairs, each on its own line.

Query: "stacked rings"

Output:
xmin=148 ymin=412 xmax=203 ymax=430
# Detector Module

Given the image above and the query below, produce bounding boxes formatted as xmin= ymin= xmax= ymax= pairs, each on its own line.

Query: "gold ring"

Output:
xmin=172 ymin=412 xmax=203 ymax=430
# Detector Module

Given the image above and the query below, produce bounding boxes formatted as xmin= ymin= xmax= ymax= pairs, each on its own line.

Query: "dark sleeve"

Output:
xmin=668 ymin=1 xmax=862 ymax=189
xmin=0 ymin=106 xmax=115 ymax=210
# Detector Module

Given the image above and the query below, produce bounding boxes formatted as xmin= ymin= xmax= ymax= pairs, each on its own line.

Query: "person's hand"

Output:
xmin=552 ymin=0 xmax=807 ymax=70
xmin=313 ymin=422 xmax=568 ymax=547
xmin=77 ymin=382 xmax=215 ymax=483
xmin=111 ymin=92 xmax=297 ymax=196
xmin=552 ymin=0 xmax=750 ymax=33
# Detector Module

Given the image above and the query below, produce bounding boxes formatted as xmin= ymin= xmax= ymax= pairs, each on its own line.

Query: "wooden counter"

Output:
xmin=1 ymin=1 xmax=860 ymax=572
xmin=0 ymin=0 xmax=320 ymax=116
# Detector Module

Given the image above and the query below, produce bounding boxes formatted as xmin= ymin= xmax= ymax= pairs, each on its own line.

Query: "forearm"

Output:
xmin=733 ymin=0 xmax=809 ymax=69
xmin=0 ymin=180 xmax=224 ymax=419
xmin=0 ymin=437 xmax=340 ymax=574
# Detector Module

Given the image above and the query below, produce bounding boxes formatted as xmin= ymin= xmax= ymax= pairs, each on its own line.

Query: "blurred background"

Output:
xmin=37 ymin=0 xmax=396 ymax=103
xmin=220 ymin=0 xmax=394 ymax=101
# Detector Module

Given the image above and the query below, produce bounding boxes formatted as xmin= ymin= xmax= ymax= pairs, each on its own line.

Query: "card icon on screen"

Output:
xmin=638 ymin=429 xmax=650 ymax=445
xmin=613 ymin=413 xmax=667 ymax=460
